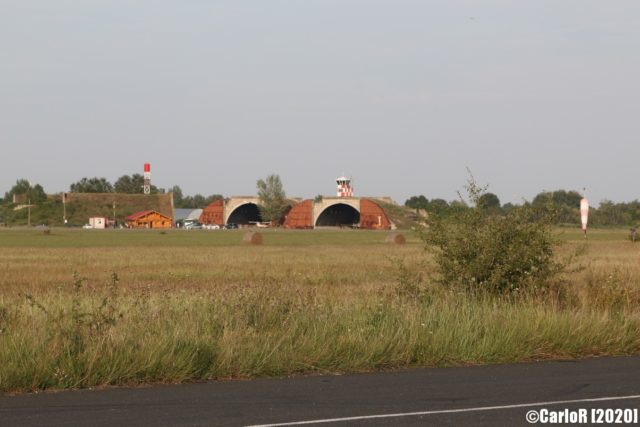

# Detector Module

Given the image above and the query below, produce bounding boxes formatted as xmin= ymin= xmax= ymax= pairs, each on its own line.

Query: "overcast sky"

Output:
xmin=2 ymin=1 xmax=639 ymax=205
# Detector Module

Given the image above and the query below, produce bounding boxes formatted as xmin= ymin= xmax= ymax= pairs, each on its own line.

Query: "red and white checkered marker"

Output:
xmin=336 ymin=176 xmax=353 ymax=198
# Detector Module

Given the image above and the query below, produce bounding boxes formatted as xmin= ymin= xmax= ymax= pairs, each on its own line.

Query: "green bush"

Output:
xmin=420 ymin=174 xmax=566 ymax=294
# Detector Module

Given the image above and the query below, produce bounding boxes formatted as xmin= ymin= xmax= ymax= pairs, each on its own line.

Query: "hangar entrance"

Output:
xmin=227 ymin=203 xmax=262 ymax=225
xmin=315 ymin=204 xmax=360 ymax=227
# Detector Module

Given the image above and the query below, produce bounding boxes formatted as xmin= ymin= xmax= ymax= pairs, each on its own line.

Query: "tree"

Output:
xmin=594 ymin=200 xmax=630 ymax=226
xmin=532 ymin=190 xmax=582 ymax=208
xmin=175 ymin=192 xmax=223 ymax=209
xmin=428 ymin=199 xmax=450 ymax=216
xmin=405 ymin=195 xmax=429 ymax=211
xmin=502 ymin=202 xmax=518 ymax=214
xmin=204 ymin=194 xmax=223 ymax=206
xmin=4 ymin=179 xmax=46 ymax=204
xmin=191 ymin=194 xmax=206 ymax=208
xmin=532 ymin=189 xmax=582 ymax=224
xmin=477 ymin=192 xmax=501 ymax=212
xmin=4 ymin=179 xmax=30 ymax=203
xmin=553 ymin=190 xmax=582 ymax=208
xmin=405 ymin=196 xmax=457 ymax=217
xmin=28 ymin=184 xmax=47 ymax=204
xmin=70 ymin=177 xmax=114 ymax=193
xmin=447 ymin=200 xmax=468 ymax=215
xmin=114 ymin=174 xmax=142 ymax=193
xmin=257 ymin=174 xmax=288 ymax=224
xmin=114 ymin=174 xmax=158 ymax=194
xmin=170 ymin=185 xmax=184 ymax=206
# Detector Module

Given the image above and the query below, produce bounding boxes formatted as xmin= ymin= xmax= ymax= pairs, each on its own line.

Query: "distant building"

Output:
xmin=89 ymin=217 xmax=107 ymax=229
xmin=125 ymin=210 xmax=172 ymax=229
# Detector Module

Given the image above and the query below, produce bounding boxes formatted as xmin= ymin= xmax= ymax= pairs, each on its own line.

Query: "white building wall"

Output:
xmin=89 ymin=217 xmax=106 ymax=229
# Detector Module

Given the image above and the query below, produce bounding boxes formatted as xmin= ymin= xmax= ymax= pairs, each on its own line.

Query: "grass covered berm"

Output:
xmin=0 ymin=192 xmax=173 ymax=227
xmin=1 ymin=228 xmax=640 ymax=392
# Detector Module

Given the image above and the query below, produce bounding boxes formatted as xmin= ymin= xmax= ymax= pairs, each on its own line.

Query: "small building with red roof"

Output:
xmin=125 ymin=210 xmax=172 ymax=229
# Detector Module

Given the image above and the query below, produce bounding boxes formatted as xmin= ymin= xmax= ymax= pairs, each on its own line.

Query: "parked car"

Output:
xmin=224 ymin=223 xmax=238 ymax=229
xmin=82 ymin=224 xmax=92 ymax=229
xmin=184 ymin=221 xmax=203 ymax=230
xmin=203 ymin=224 xmax=220 ymax=230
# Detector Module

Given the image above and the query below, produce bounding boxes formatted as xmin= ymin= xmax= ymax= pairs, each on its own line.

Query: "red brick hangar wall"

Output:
xmin=359 ymin=199 xmax=391 ymax=230
xmin=283 ymin=199 xmax=314 ymax=229
xmin=199 ymin=199 xmax=225 ymax=225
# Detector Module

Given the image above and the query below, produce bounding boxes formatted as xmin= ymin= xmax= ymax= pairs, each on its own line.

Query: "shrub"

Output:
xmin=419 ymin=173 xmax=566 ymax=294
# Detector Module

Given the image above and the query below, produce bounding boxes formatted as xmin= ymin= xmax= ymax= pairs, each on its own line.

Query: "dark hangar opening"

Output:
xmin=227 ymin=203 xmax=262 ymax=225
xmin=315 ymin=204 xmax=360 ymax=227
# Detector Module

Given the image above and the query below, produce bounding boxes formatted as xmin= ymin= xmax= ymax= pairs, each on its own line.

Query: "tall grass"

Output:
xmin=0 ymin=228 xmax=639 ymax=392
xmin=2 ymin=274 xmax=640 ymax=392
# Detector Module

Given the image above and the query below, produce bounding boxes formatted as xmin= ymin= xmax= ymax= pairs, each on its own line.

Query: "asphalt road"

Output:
xmin=2 ymin=356 xmax=640 ymax=426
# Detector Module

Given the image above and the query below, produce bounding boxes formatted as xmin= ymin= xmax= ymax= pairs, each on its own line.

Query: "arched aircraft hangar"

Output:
xmin=199 ymin=196 xmax=393 ymax=230
xmin=285 ymin=197 xmax=392 ymax=229
xmin=315 ymin=203 xmax=360 ymax=227
xmin=199 ymin=176 xmax=393 ymax=229
xmin=200 ymin=197 xmax=264 ymax=226
xmin=223 ymin=197 xmax=263 ymax=225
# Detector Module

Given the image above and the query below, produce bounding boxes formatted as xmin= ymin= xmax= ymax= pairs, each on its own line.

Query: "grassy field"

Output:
xmin=0 ymin=227 xmax=420 ymax=248
xmin=1 ymin=227 xmax=639 ymax=392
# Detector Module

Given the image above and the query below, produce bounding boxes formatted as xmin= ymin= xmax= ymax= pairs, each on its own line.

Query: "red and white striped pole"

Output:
xmin=143 ymin=163 xmax=151 ymax=195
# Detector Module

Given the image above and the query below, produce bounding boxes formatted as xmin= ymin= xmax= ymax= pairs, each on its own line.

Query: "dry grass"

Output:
xmin=1 ymin=227 xmax=639 ymax=392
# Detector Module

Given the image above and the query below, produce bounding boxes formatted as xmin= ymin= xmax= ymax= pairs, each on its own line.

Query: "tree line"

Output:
xmin=1 ymin=173 xmax=288 ymax=227
xmin=2 ymin=176 xmax=222 ymax=210
xmin=405 ymin=189 xmax=640 ymax=227
xmin=3 ymin=175 xmax=639 ymax=227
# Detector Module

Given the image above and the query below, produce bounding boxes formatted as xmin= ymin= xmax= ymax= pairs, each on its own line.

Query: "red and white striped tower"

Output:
xmin=336 ymin=176 xmax=353 ymax=198
xmin=143 ymin=163 xmax=151 ymax=195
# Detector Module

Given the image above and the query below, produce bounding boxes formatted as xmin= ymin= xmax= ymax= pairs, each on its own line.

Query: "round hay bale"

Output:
xmin=243 ymin=231 xmax=263 ymax=245
xmin=385 ymin=233 xmax=406 ymax=245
